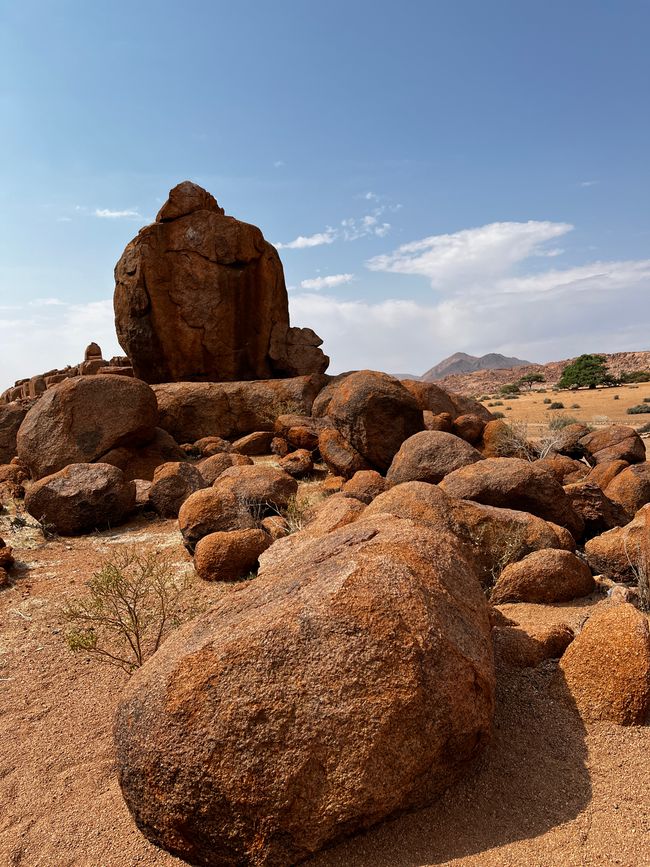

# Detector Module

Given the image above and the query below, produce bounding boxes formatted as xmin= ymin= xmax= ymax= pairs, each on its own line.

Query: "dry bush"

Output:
xmin=623 ymin=520 xmax=650 ymax=613
xmin=63 ymin=547 xmax=192 ymax=674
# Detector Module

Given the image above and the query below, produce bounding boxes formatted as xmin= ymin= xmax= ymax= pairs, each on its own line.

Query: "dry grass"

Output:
xmin=482 ymin=384 xmax=650 ymax=454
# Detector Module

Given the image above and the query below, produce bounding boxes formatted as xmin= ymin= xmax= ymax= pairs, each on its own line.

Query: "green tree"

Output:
xmin=517 ymin=372 xmax=545 ymax=390
xmin=558 ymin=354 xmax=616 ymax=390
xmin=499 ymin=382 xmax=521 ymax=396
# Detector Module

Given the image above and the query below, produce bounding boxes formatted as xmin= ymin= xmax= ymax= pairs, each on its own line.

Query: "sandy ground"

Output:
xmin=480 ymin=383 xmax=650 ymax=440
xmin=1 ymin=511 xmax=649 ymax=867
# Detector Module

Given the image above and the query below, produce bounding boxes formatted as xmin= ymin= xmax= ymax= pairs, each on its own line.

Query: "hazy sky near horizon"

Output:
xmin=1 ymin=0 xmax=649 ymax=388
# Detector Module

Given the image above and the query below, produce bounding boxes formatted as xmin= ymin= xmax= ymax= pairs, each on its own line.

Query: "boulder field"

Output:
xmin=2 ymin=363 xmax=650 ymax=865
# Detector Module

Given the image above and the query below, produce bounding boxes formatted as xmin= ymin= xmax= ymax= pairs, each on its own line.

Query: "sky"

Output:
xmin=1 ymin=0 xmax=649 ymax=389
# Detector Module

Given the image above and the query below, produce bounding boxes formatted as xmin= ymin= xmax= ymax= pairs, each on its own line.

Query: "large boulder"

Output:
xmin=24 ymin=463 xmax=135 ymax=535
xmin=149 ymin=462 xmax=206 ymax=518
xmin=326 ymin=370 xmax=424 ymax=472
xmin=556 ymin=603 xmax=650 ymax=725
xmin=16 ymin=376 xmax=158 ymax=479
xmin=580 ymin=425 xmax=646 ymax=466
xmin=193 ymin=529 xmax=272 ymax=582
xmin=365 ymin=481 xmax=574 ymax=587
xmin=114 ymin=515 xmax=494 ymax=866
xmin=401 ymin=379 xmax=492 ymax=421
xmin=490 ymin=549 xmax=595 ymax=605
xmin=439 ymin=457 xmax=584 ymax=539
xmin=318 ymin=428 xmax=370 ymax=479
xmin=603 ymin=462 xmax=650 ymax=516
xmin=178 ymin=488 xmax=257 ymax=552
xmin=387 ymin=430 xmax=483 ymax=485
xmin=563 ymin=481 xmax=630 ymax=540
xmin=100 ymin=428 xmax=186 ymax=481
xmin=584 ymin=504 xmax=650 ymax=583
xmin=153 ymin=375 xmax=326 ymax=443
xmin=0 ymin=402 xmax=31 ymax=464
xmin=114 ymin=180 xmax=328 ymax=383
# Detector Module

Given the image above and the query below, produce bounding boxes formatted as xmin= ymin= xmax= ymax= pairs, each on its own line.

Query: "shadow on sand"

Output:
xmin=309 ymin=661 xmax=590 ymax=867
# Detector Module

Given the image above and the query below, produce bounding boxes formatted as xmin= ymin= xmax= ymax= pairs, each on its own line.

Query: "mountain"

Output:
xmin=432 ymin=350 xmax=650 ymax=396
xmin=421 ymin=352 xmax=532 ymax=381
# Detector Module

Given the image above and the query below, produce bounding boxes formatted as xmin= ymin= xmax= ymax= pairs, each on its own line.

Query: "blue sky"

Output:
xmin=1 ymin=0 xmax=649 ymax=388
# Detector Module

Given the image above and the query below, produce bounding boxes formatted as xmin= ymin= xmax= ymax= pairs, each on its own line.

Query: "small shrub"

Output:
xmin=548 ymin=401 xmax=565 ymax=410
xmin=487 ymin=402 xmax=495 ymax=407
xmin=491 ymin=411 xmax=505 ymax=419
xmin=570 ymin=403 xmax=580 ymax=409
xmin=506 ymin=406 xmax=513 ymax=410
xmin=643 ymin=397 xmax=650 ymax=403
xmin=538 ymin=388 xmax=548 ymax=394
xmin=63 ymin=548 xmax=191 ymax=674
xmin=479 ymin=395 xmax=491 ymax=402
xmin=492 ymin=400 xmax=504 ymax=406
xmin=499 ymin=383 xmax=520 ymax=396
xmin=619 ymin=370 xmax=650 ymax=384
xmin=637 ymin=421 xmax=650 ymax=434
xmin=507 ymin=394 xmax=520 ymax=400
xmin=543 ymin=398 xmax=552 ymax=404
xmin=548 ymin=414 xmax=580 ymax=431
xmin=613 ymin=395 xmax=620 ymax=400
xmin=627 ymin=405 xmax=650 ymax=415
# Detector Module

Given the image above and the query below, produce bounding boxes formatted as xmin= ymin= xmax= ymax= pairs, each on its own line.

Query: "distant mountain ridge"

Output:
xmin=421 ymin=352 xmax=532 ymax=381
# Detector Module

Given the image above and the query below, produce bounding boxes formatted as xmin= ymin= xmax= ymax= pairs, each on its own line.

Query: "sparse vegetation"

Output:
xmin=517 ymin=372 xmax=545 ymax=390
xmin=543 ymin=397 xmax=552 ymax=404
xmin=623 ymin=531 xmax=650 ymax=613
xmin=619 ymin=370 xmax=650 ymax=383
xmin=491 ymin=411 xmax=505 ymax=419
xmin=547 ymin=401 xmax=565 ymax=410
xmin=626 ymin=404 xmax=650 ymax=415
xmin=63 ymin=548 xmax=191 ymax=674
xmin=547 ymin=414 xmax=580 ymax=431
xmin=499 ymin=383 xmax=520 ymax=396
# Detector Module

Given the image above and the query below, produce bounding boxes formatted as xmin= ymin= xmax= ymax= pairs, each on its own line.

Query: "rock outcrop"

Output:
xmin=114 ymin=181 xmax=328 ymax=383
xmin=16 ymin=375 xmax=159 ymax=480
xmin=114 ymin=515 xmax=494 ymax=867
xmin=25 ymin=463 xmax=136 ymax=535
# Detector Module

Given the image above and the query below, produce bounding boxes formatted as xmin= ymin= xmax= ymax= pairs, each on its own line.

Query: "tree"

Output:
xmin=517 ymin=372 xmax=545 ymax=390
xmin=499 ymin=382 xmax=520 ymax=396
xmin=557 ymin=354 xmax=616 ymax=390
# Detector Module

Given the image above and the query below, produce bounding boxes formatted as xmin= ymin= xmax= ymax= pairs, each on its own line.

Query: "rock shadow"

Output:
xmin=309 ymin=661 xmax=590 ymax=867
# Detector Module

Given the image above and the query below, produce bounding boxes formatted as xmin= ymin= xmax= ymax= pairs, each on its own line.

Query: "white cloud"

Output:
xmin=299 ymin=273 xmax=354 ymax=291
xmin=367 ymin=221 xmax=573 ymax=290
xmin=580 ymin=180 xmax=599 ymax=187
xmin=287 ymin=219 xmax=650 ymax=375
xmin=0 ymin=300 xmax=122 ymax=390
xmin=94 ymin=208 xmax=142 ymax=219
xmin=275 ymin=229 xmax=337 ymax=250
xmin=29 ymin=298 xmax=66 ymax=307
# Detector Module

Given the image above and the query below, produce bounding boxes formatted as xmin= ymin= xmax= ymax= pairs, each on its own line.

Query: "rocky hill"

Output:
xmin=422 ymin=352 xmax=532 ymax=381
xmin=436 ymin=351 xmax=650 ymax=396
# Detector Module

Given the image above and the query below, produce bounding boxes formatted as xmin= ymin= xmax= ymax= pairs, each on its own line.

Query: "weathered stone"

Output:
xmin=564 ymin=481 xmax=630 ymax=540
xmin=490 ymin=549 xmax=595 ymax=604
xmin=556 ymin=603 xmax=650 ymax=725
xmin=17 ymin=376 xmax=158 ymax=480
xmin=114 ymin=515 xmax=494 ymax=867
xmin=536 ymin=455 xmax=589 ymax=485
xmin=342 ymin=470 xmax=390 ymax=505
xmin=452 ymin=414 xmax=486 ymax=445
xmin=604 ymin=463 xmax=650 ymax=516
xmin=278 ymin=449 xmax=313 ymax=478
xmin=24 ymin=463 xmax=135 ymax=535
xmin=584 ymin=505 xmax=650 ymax=583
xmin=387 ymin=430 xmax=483 ymax=485
xmin=100 ymin=428 xmax=186 ymax=482
xmin=365 ymin=481 xmax=574 ymax=588
xmin=439 ymin=457 xmax=584 ymax=539
xmin=193 ymin=529 xmax=272 ymax=582
xmin=585 ymin=459 xmax=629 ymax=490
xmin=580 ymin=425 xmax=646 ymax=466
xmin=327 ymin=370 xmax=424 ymax=472
xmin=318 ymin=428 xmax=370 ymax=479
xmin=153 ymin=376 xmax=326 ymax=443
xmin=0 ymin=402 xmax=30 ymax=464
xmin=149 ymin=462 xmax=206 ymax=518
xmin=114 ymin=181 xmax=328 ymax=383
xmin=231 ymin=431 xmax=275 ymax=456
xmin=196 ymin=453 xmax=253 ymax=486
